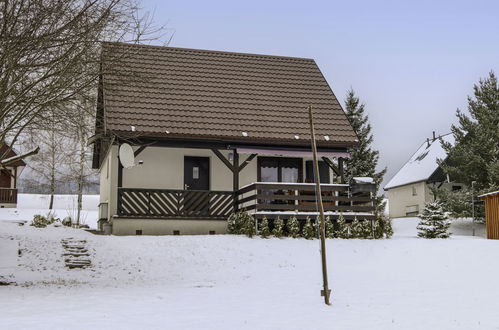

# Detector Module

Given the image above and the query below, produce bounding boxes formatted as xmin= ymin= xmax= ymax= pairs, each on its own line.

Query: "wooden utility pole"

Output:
xmin=308 ymin=105 xmax=331 ymax=305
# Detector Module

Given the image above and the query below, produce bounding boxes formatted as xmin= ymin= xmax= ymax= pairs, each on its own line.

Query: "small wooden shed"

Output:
xmin=479 ymin=191 xmax=499 ymax=240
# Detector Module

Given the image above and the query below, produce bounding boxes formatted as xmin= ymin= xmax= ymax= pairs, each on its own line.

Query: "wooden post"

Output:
xmin=117 ymin=142 xmax=123 ymax=215
xmin=233 ymin=150 xmax=239 ymax=211
xmin=308 ymin=105 xmax=331 ymax=305
xmin=338 ymin=157 xmax=345 ymax=184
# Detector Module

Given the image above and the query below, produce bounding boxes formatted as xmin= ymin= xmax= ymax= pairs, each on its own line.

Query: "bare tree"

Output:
xmin=21 ymin=110 xmax=73 ymax=208
xmin=65 ymin=94 xmax=99 ymax=226
xmin=0 ymin=0 xmax=165 ymax=166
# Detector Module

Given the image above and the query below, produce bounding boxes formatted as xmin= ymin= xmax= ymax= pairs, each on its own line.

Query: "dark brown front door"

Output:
xmin=184 ymin=156 xmax=210 ymax=190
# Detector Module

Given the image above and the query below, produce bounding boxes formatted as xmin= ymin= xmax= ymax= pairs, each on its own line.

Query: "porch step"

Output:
xmin=61 ymin=238 xmax=92 ymax=269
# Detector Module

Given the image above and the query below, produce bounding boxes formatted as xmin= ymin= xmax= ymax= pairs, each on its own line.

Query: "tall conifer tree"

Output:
xmin=441 ymin=71 xmax=499 ymax=191
xmin=343 ymin=89 xmax=387 ymax=212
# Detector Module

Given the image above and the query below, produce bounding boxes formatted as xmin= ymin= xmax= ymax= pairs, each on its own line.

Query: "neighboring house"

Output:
xmin=384 ymin=133 xmax=463 ymax=218
xmin=0 ymin=144 xmax=26 ymax=208
xmin=92 ymin=42 xmax=375 ymax=235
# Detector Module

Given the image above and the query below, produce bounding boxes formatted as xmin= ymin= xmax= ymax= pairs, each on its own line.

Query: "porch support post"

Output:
xmin=117 ymin=142 xmax=123 ymax=215
xmin=134 ymin=145 xmax=147 ymax=157
xmin=233 ymin=150 xmax=239 ymax=212
xmin=338 ymin=157 xmax=345 ymax=183
xmin=321 ymin=156 xmax=340 ymax=179
xmin=211 ymin=149 xmax=234 ymax=171
xmin=239 ymin=153 xmax=257 ymax=172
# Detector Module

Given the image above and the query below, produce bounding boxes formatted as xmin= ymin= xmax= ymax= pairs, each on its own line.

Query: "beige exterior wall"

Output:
xmin=387 ymin=181 xmax=464 ymax=218
xmin=387 ymin=181 xmax=429 ymax=218
xmin=112 ymin=218 xmax=227 ymax=235
xmin=98 ymin=145 xmax=339 ymax=235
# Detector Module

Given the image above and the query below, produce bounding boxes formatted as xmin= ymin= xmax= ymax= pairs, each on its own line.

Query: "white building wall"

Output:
xmin=386 ymin=181 xmax=428 ymax=218
xmin=387 ymin=181 xmax=464 ymax=218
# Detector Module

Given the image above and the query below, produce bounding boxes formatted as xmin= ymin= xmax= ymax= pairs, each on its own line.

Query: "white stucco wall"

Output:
xmin=387 ymin=181 xmax=464 ymax=218
xmin=386 ymin=181 xmax=429 ymax=218
xmin=112 ymin=218 xmax=228 ymax=235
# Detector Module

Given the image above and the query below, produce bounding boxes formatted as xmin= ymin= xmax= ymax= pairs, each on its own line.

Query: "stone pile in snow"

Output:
xmin=61 ymin=238 xmax=91 ymax=269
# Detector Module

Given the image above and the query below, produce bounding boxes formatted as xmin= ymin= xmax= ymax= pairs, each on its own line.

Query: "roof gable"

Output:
xmin=99 ymin=42 xmax=358 ymax=147
xmin=384 ymin=133 xmax=454 ymax=190
xmin=0 ymin=143 xmax=26 ymax=167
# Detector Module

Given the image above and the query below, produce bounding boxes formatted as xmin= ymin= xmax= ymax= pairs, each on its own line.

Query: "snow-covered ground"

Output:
xmin=0 ymin=194 xmax=99 ymax=229
xmin=0 ymin=217 xmax=496 ymax=330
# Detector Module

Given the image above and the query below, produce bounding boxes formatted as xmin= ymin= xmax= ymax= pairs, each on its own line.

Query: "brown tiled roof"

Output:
xmin=0 ymin=143 xmax=26 ymax=167
xmin=100 ymin=42 xmax=358 ymax=148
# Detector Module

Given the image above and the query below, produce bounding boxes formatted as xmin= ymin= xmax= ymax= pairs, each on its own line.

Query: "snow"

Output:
xmin=239 ymin=181 xmax=350 ymax=189
xmin=0 ymin=194 xmax=99 ymax=229
xmin=1 ymin=216 xmax=497 ymax=329
xmin=478 ymin=190 xmax=499 ymax=198
xmin=384 ymin=133 xmax=454 ymax=190
xmin=351 ymin=176 xmax=374 ymax=183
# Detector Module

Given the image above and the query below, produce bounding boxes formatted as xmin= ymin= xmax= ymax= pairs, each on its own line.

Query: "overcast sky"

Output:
xmin=141 ymin=0 xmax=499 ymax=190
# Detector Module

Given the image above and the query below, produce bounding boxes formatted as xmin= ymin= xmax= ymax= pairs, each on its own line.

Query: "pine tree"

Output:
xmin=242 ymin=212 xmax=256 ymax=238
xmin=335 ymin=213 xmax=349 ymax=238
xmin=417 ymin=202 xmax=451 ymax=239
xmin=350 ymin=217 xmax=363 ymax=238
xmin=325 ymin=216 xmax=335 ymax=238
xmin=302 ymin=217 xmax=315 ymax=239
xmin=227 ymin=212 xmax=243 ymax=234
xmin=259 ymin=217 xmax=270 ymax=238
xmin=287 ymin=216 xmax=300 ymax=238
xmin=441 ymin=71 xmax=499 ymax=191
xmin=344 ymin=89 xmax=387 ymax=212
xmin=360 ymin=219 xmax=372 ymax=239
xmin=272 ymin=216 xmax=284 ymax=238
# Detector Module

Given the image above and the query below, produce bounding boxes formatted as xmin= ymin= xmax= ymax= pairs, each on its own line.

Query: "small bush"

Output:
xmin=272 ymin=217 xmax=284 ymax=238
xmin=376 ymin=215 xmax=393 ymax=238
xmin=242 ymin=212 xmax=256 ymax=238
xmin=227 ymin=212 xmax=245 ymax=234
xmin=350 ymin=218 xmax=363 ymax=238
xmin=325 ymin=216 xmax=334 ymax=238
xmin=259 ymin=217 xmax=270 ymax=238
xmin=31 ymin=214 xmax=54 ymax=228
xmin=287 ymin=216 xmax=300 ymax=238
xmin=335 ymin=213 xmax=349 ymax=238
xmin=302 ymin=217 xmax=315 ymax=239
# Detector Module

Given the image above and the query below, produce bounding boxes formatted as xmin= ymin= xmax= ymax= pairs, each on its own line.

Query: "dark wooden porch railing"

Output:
xmin=118 ymin=188 xmax=234 ymax=219
xmin=236 ymin=182 xmax=375 ymax=220
xmin=0 ymin=188 xmax=17 ymax=204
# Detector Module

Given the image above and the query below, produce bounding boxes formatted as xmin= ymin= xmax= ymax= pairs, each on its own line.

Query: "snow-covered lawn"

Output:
xmin=0 ymin=193 xmax=99 ymax=229
xmin=0 ymin=218 xmax=497 ymax=330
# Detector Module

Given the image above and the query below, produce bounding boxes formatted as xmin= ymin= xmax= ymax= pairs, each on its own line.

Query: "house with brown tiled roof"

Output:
xmin=92 ymin=42 xmax=375 ymax=235
xmin=0 ymin=143 xmax=26 ymax=208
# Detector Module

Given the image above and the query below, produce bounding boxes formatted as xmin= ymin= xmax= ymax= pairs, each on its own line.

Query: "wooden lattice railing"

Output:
xmin=236 ymin=182 xmax=376 ymax=220
xmin=0 ymin=188 xmax=17 ymax=204
xmin=117 ymin=188 xmax=234 ymax=219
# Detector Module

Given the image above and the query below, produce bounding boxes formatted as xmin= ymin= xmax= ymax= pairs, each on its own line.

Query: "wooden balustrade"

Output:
xmin=236 ymin=182 xmax=375 ymax=220
xmin=0 ymin=188 xmax=17 ymax=204
xmin=118 ymin=188 xmax=234 ymax=219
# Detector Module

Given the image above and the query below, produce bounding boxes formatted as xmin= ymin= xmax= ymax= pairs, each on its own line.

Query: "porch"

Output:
xmin=116 ymin=181 xmax=375 ymax=220
xmin=0 ymin=188 xmax=17 ymax=205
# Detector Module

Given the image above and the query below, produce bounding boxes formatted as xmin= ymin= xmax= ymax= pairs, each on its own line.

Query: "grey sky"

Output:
xmin=141 ymin=0 xmax=499 ymax=190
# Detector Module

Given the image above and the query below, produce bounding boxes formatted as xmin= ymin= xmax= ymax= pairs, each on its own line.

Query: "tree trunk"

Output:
xmin=76 ymin=124 xmax=85 ymax=228
xmin=48 ymin=117 xmax=56 ymax=210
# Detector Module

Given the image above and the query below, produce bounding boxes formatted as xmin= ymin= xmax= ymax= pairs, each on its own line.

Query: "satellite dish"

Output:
xmin=119 ymin=143 xmax=135 ymax=168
